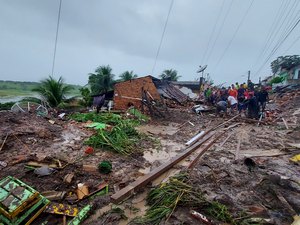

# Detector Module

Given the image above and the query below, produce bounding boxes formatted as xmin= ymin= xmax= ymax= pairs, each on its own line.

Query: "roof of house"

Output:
xmin=152 ymin=79 xmax=189 ymax=103
xmin=170 ymin=81 xmax=200 ymax=90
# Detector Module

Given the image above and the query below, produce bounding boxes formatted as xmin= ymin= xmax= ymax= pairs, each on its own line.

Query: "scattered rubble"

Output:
xmin=0 ymin=85 xmax=300 ymax=225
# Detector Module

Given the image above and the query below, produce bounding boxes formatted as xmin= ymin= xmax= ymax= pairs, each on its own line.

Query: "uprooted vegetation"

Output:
xmin=70 ymin=112 xmax=144 ymax=155
xmin=132 ymin=173 xmax=250 ymax=225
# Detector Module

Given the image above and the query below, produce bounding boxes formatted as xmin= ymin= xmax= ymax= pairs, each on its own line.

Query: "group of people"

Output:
xmin=204 ymin=80 xmax=269 ymax=119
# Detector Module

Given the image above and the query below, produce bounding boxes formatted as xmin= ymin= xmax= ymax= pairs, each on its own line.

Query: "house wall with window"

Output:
xmin=292 ymin=66 xmax=300 ymax=80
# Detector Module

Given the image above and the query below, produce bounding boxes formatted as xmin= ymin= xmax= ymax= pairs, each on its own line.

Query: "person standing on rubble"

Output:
xmin=235 ymin=82 xmax=240 ymax=89
xmin=219 ymin=87 xmax=228 ymax=101
xmin=257 ymin=86 xmax=269 ymax=113
xmin=237 ymin=84 xmax=245 ymax=102
xmin=247 ymin=92 xmax=259 ymax=119
xmin=205 ymin=87 xmax=212 ymax=103
xmin=248 ymin=80 xmax=255 ymax=91
xmin=228 ymin=86 xmax=238 ymax=100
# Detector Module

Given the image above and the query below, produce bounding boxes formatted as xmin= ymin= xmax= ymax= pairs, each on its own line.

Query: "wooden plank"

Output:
xmin=235 ymin=134 xmax=241 ymax=160
xmin=188 ymin=132 xmax=225 ymax=169
xmin=282 ymin=117 xmax=289 ymax=129
xmin=110 ymin=134 xmax=214 ymax=204
xmin=219 ymin=132 xmax=234 ymax=147
xmin=0 ymin=133 xmax=9 ymax=151
xmin=185 ymin=114 xmax=240 ymax=147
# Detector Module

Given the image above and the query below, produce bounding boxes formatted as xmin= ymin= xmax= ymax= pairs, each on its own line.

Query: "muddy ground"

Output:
xmin=0 ymin=92 xmax=300 ymax=225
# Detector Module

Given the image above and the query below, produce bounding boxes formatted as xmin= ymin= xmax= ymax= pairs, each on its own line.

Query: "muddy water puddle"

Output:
xmin=140 ymin=139 xmax=185 ymax=173
xmin=136 ymin=123 xmax=180 ymax=135
xmin=118 ymin=191 xmax=148 ymax=225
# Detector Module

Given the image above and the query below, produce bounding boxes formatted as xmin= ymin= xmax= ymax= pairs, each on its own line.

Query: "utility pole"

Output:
xmin=247 ymin=70 xmax=251 ymax=84
xmin=197 ymin=65 xmax=207 ymax=92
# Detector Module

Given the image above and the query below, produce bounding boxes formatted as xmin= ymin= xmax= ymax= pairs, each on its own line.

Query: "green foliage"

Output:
xmin=135 ymin=173 xmax=205 ymax=225
xmin=85 ymin=121 xmax=140 ymax=155
xmin=88 ymin=65 xmax=115 ymax=95
xmin=119 ymin=71 xmax=138 ymax=81
xmin=127 ymin=108 xmax=149 ymax=122
xmin=159 ymin=69 xmax=181 ymax=81
xmin=269 ymin=74 xmax=287 ymax=85
xmin=79 ymin=87 xmax=92 ymax=107
xmin=271 ymin=55 xmax=300 ymax=74
xmin=70 ymin=112 xmax=141 ymax=154
xmin=32 ymin=76 xmax=73 ymax=107
xmin=269 ymin=76 xmax=286 ymax=85
xmin=69 ymin=112 xmax=122 ymax=125
xmin=205 ymin=201 xmax=234 ymax=223
xmin=0 ymin=102 xmax=15 ymax=110
xmin=98 ymin=161 xmax=112 ymax=174
xmin=135 ymin=173 xmax=249 ymax=225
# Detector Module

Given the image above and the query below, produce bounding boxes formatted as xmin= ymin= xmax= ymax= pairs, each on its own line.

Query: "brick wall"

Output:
xmin=113 ymin=76 xmax=161 ymax=110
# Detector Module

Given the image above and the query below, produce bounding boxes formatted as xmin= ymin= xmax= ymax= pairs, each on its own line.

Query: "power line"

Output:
xmin=213 ymin=0 xmax=255 ymax=73
xmin=201 ymin=0 xmax=226 ymax=64
xmin=205 ymin=0 xmax=234 ymax=64
xmin=151 ymin=0 xmax=174 ymax=76
xmin=252 ymin=0 xmax=286 ymax=67
xmin=283 ymin=34 xmax=300 ymax=54
xmin=254 ymin=16 xmax=300 ymax=77
xmin=273 ymin=8 xmax=300 ymax=55
xmin=267 ymin=0 xmax=299 ymax=55
xmin=253 ymin=0 xmax=298 ymax=73
xmin=51 ymin=0 xmax=62 ymax=76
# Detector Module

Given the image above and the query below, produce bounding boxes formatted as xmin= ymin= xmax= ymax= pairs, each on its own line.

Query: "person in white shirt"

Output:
xmin=227 ymin=95 xmax=237 ymax=113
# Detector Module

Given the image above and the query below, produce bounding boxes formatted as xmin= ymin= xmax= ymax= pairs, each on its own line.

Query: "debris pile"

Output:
xmin=0 ymin=84 xmax=300 ymax=225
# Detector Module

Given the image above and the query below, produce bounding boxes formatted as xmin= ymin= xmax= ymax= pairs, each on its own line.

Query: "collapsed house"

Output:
xmin=113 ymin=75 xmax=189 ymax=111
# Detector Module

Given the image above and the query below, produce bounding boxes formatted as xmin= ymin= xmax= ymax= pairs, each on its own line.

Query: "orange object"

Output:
xmin=84 ymin=147 xmax=94 ymax=154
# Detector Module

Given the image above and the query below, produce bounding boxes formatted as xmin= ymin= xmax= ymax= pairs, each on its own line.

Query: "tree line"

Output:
xmin=32 ymin=65 xmax=181 ymax=107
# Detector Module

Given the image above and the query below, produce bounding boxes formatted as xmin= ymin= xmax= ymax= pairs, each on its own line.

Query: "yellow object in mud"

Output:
xmin=291 ymin=215 xmax=300 ymax=225
xmin=290 ymin=154 xmax=300 ymax=162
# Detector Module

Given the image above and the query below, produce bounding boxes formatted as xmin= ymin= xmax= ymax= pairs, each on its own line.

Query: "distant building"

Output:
xmin=273 ymin=64 xmax=300 ymax=85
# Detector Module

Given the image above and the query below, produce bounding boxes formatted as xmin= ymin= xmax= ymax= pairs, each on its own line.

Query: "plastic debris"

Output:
xmin=290 ymin=154 xmax=300 ymax=163
xmin=34 ymin=166 xmax=56 ymax=176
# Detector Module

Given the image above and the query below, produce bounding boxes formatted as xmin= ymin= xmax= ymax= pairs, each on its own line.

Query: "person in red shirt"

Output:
xmin=228 ymin=87 xmax=238 ymax=99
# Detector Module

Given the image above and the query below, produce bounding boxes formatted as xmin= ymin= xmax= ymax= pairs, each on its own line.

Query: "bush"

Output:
xmin=0 ymin=102 xmax=15 ymax=110
xmin=98 ymin=161 xmax=112 ymax=174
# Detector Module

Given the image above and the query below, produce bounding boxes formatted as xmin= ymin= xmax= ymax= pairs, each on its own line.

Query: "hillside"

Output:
xmin=0 ymin=80 xmax=82 ymax=97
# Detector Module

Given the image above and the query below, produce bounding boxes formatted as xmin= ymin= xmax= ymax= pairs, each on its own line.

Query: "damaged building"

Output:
xmin=112 ymin=75 xmax=189 ymax=111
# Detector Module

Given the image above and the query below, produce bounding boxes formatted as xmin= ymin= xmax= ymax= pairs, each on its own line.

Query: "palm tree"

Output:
xmin=119 ymin=71 xmax=138 ymax=81
xmin=33 ymin=76 xmax=73 ymax=107
xmin=88 ymin=65 xmax=115 ymax=95
xmin=159 ymin=69 xmax=181 ymax=81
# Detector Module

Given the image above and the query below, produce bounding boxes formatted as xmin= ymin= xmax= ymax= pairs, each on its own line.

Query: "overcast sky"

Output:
xmin=1 ymin=0 xmax=299 ymax=85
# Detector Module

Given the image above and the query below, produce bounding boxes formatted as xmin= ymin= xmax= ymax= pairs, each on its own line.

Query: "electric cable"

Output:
xmin=151 ymin=0 xmax=174 ymax=76
xmin=283 ymin=34 xmax=300 ymax=54
xmin=201 ymin=0 xmax=226 ymax=65
xmin=252 ymin=0 xmax=286 ymax=66
xmin=213 ymin=0 xmax=255 ymax=73
xmin=205 ymin=0 xmax=234 ymax=64
xmin=51 ymin=0 xmax=62 ymax=76
xmin=254 ymin=16 xmax=300 ymax=77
